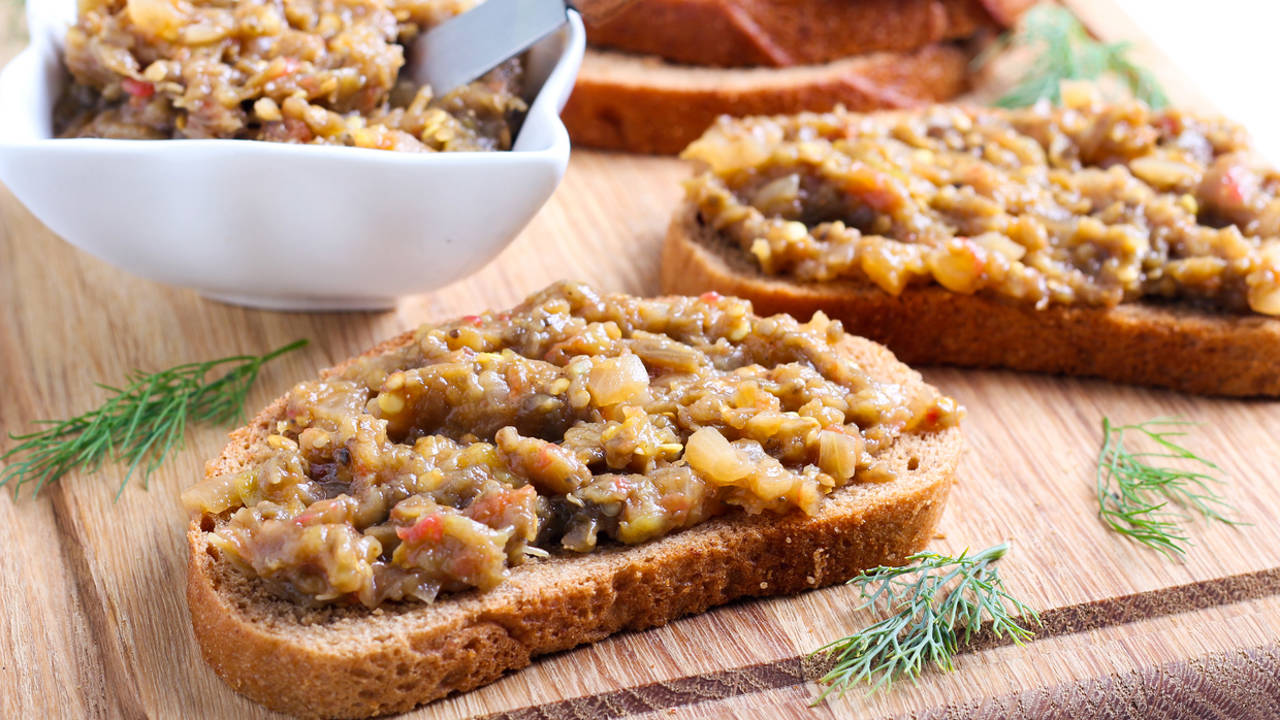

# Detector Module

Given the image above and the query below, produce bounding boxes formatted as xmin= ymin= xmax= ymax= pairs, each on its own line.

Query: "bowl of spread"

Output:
xmin=0 ymin=0 xmax=585 ymax=310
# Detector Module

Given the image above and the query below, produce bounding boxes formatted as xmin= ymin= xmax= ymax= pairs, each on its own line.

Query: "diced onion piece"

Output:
xmin=751 ymin=174 xmax=801 ymax=217
xmin=749 ymin=464 xmax=794 ymax=500
xmin=973 ymin=232 xmax=1027 ymax=262
xmin=684 ymin=427 xmax=751 ymax=485
xmin=682 ymin=132 xmax=773 ymax=176
xmin=1249 ymin=277 xmax=1280 ymax=315
xmin=1247 ymin=246 xmax=1280 ymax=315
xmin=586 ymin=355 xmax=649 ymax=406
xmin=181 ymin=18 xmax=230 ymax=44
xmin=1129 ymin=155 xmax=1199 ymax=191
xmin=928 ymin=239 xmax=987 ymax=294
xmin=818 ymin=429 xmax=864 ymax=483
xmin=126 ymin=0 xmax=189 ymax=41
xmin=1166 ymin=257 xmax=1228 ymax=286
xmin=619 ymin=512 xmax=666 ymax=545
xmin=254 ymin=97 xmax=282 ymax=122
xmin=860 ymin=243 xmax=911 ymax=295
xmin=630 ymin=336 xmax=701 ymax=373
xmin=181 ymin=471 xmax=244 ymax=515
xmin=1060 ymin=80 xmax=1101 ymax=110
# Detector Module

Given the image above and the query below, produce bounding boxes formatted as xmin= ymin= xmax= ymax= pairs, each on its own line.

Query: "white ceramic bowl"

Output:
xmin=0 ymin=3 xmax=585 ymax=310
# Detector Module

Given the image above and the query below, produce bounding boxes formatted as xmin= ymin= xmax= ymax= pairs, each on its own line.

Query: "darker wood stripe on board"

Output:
xmin=478 ymin=566 xmax=1280 ymax=720
xmin=914 ymin=642 xmax=1280 ymax=720
xmin=484 ymin=658 xmax=807 ymax=720
xmin=969 ymin=564 xmax=1280 ymax=652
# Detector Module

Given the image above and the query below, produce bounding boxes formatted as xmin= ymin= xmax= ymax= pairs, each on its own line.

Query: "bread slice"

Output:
xmin=561 ymin=43 xmax=971 ymax=155
xmin=583 ymin=0 xmax=1007 ymax=68
xmin=187 ymin=315 xmax=963 ymax=718
xmin=663 ymin=205 xmax=1280 ymax=397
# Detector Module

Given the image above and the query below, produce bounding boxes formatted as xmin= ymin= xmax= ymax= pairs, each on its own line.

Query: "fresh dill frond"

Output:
xmin=811 ymin=542 xmax=1037 ymax=701
xmin=1095 ymin=417 xmax=1242 ymax=557
xmin=986 ymin=5 xmax=1168 ymax=109
xmin=1 ymin=339 xmax=307 ymax=498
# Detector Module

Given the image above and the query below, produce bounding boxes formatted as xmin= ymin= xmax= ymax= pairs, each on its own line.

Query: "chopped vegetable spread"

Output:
xmin=57 ymin=0 xmax=525 ymax=151
xmin=682 ymin=92 xmax=1280 ymax=315
xmin=183 ymin=283 xmax=960 ymax=607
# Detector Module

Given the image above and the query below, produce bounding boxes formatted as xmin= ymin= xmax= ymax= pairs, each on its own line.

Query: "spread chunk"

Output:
xmin=682 ymin=98 xmax=1280 ymax=315
xmin=184 ymin=283 xmax=960 ymax=607
xmin=57 ymin=0 xmax=525 ymax=151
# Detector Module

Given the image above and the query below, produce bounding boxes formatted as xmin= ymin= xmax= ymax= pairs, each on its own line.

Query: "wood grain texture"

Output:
xmin=1 ymin=1 xmax=1279 ymax=718
xmin=915 ymin=643 xmax=1280 ymax=720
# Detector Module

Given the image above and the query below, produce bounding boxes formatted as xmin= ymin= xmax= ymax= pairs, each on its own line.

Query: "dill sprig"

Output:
xmin=811 ymin=542 xmax=1037 ymax=700
xmin=985 ymin=5 xmax=1167 ymax=109
xmin=1096 ymin=417 xmax=1241 ymax=557
xmin=1 ymin=340 xmax=307 ymax=499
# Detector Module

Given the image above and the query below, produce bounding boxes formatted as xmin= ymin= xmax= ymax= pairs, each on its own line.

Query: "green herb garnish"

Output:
xmin=986 ymin=5 xmax=1167 ymax=109
xmin=1 ymin=340 xmax=307 ymax=498
xmin=1096 ymin=417 xmax=1241 ymax=557
xmin=811 ymin=542 xmax=1037 ymax=700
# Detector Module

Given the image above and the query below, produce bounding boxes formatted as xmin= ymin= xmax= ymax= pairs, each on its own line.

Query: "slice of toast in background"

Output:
xmin=583 ymin=0 xmax=1004 ymax=68
xmin=562 ymin=43 xmax=972 ymax=155
xmin=562 ymin=0 xmax=1033 ymax=153
xmin=663 ymin=205 xmax=1280 ymax=397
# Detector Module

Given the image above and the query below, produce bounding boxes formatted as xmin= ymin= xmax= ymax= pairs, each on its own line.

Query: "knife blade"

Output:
xmin=407 ymin=0 xmax=570 ymax=95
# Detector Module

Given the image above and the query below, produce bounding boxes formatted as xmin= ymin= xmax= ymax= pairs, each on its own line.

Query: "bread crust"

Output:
xmin=561 ymin=44 xmax=971 ymax=155
xmin=662 ymin=205 xmax=1280 ymax=397
xmin=187 ymin=310 xmax=964 ymax=718
xmin=584 ymin=0 xmax=1002 ymax=68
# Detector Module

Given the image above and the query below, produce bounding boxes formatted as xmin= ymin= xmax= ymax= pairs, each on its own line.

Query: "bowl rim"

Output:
xmin=0 ymin=6 xmax=585 ymax=162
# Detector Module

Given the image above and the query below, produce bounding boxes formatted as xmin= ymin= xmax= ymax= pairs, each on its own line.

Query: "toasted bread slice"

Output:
xmin=584 ymin=0 xmax=1008 ymax=68
xmin=187 ymin=315 xmax=963 ymax=719
xmin=561 ymin=43 xmax=971 ymax=155
xmin=663 ymin=205 xmax=1280 ymax=397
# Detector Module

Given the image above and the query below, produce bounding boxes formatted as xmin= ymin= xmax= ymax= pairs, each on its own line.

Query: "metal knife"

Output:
xmin=407 ymin=0 xmax=634 ymax=95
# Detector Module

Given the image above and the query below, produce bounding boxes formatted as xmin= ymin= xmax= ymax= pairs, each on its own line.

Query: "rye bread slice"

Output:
xmin=187 ymin=316 xmax=965 ymax=719
xmin=662 ymin=205 xmax=1280 ymax=397
xmin=583 ymin=0 xmax=1008 ymax=68
xmin=560 ymin=43 xmax=971 ymax=155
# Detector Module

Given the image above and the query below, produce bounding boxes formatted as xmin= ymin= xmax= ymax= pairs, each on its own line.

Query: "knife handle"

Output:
xmin=568 ymin=0 xmax=639 ymax=24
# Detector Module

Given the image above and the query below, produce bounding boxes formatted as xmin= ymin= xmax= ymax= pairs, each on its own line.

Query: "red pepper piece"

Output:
xmin=397 ymin=513 xmax=444 ymax=544
xmin=122 ymin=78 xmax=155 ymax=99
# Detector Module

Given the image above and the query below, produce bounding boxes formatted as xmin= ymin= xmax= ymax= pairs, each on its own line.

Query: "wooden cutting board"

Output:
xmin=2 ymin=2 xmax=1279 ymax=718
